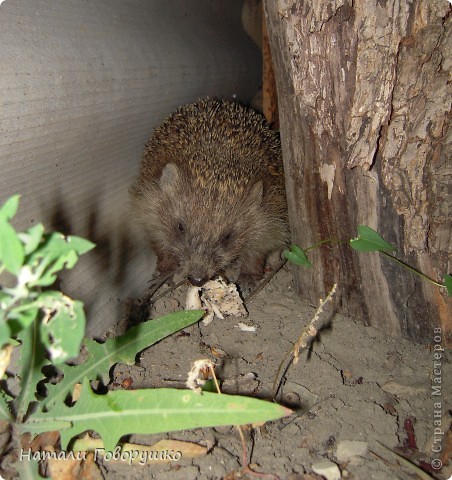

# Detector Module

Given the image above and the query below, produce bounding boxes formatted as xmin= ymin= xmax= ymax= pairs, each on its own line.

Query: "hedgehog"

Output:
xmin=130 ymin=98 xmax=289 ymax=286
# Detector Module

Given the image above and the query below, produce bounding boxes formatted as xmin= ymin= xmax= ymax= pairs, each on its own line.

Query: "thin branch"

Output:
xmin=272 ymin=284 xmax=337 ymax=399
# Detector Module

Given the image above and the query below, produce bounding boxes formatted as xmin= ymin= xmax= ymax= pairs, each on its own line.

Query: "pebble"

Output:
xmin=335 ymin=440 xmax=368 ymax=464
xmin=312 ymin=459 xmax=341 ymax=480
xmin=381 ymin=379 xmax=427 ymax=396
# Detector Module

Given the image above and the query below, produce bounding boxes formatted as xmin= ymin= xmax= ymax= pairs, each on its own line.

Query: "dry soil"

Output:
xmin=103 ymin=266 xmax=451 ymax=480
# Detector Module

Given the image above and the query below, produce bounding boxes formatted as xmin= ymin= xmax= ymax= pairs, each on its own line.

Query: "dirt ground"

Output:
xmin=101 ymin=266 xmax=452 ymax=480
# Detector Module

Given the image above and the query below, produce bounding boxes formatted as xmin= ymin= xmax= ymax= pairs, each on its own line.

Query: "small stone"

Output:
xmin=311 ymin=459 xmax=341 ymax=480
xmin=335 ymin=440 xmax=368 ymax=464
xmin=381 ymin=380 xmax=427 ymax=397
xmin=285 ymin=382 xmax=319 ymax=408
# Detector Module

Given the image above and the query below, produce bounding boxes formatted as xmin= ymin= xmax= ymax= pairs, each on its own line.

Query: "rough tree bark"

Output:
xmin=264 ymin=0 xmax=451 ymax=344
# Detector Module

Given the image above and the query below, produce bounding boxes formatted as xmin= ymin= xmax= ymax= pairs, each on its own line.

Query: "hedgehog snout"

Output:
xmin=187 ymin=275 xmax=209 ymax=287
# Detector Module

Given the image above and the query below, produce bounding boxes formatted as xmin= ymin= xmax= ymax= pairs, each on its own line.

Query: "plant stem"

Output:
xmin=380 ymin=251 xmax=445 ymax=288
xmin=304 ymin=238 xmax=345 ymax=252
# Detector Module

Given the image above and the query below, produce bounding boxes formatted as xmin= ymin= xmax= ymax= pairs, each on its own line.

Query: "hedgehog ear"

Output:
xmin=250 ymin=180 xmax=263 ymax=205
xmin=159 ymin=163 xmax=180 ymax=192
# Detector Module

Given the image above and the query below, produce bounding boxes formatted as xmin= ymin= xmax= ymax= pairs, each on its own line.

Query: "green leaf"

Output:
xmin=0 ymin=195 xmax=20 ymax=221
xmin=0 ymin=319 xmax=11 ymax=348
xmin=65 ymin=235 xmax=96 ymax=256
xmin=284 ymin=244 xmax=312 ymax=267
xmin=0 ymin=217 xmax=25 ymax=275
xmin=14 ymin=453 xmax=46 ymax=479
xmin=13 ymin=322 xmax=49 ymax=421
xmin=38 ymin=292 xmax=86 ymax=363
xmin=26 ymin=232 xmax=94 ymax=287
xmin=445 ymin=274 xmax=452 ymax=297
xmin=18 ymin=224 xmax=45 ymax=255
xmin=0 ymin=391 xmax=13 ymax=421
xmin=28 ymin=378 xmax=292 ymax=452
xmin=349 ymin=225 xmax=396 ymax=253
xmin=17 ymin=419 xmax=72 ymax=435
xmin=44 ymin=310 xmax=205 ymax=409
xmin=7 ymin=306 xmax=39 ymax=337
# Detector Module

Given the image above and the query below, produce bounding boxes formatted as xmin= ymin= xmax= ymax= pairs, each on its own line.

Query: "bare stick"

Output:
xmin=150 ymin=279 xmax=186 ymax=303
xmin=292 ymin=283 xmax=337 ymax=363
xmin=141 ymin=272 xmax=173 ymax=306
xmin=272 ymin=283 xmax=337 ymax=399
xmin=245 ymin=258 xmax=287 ymax=305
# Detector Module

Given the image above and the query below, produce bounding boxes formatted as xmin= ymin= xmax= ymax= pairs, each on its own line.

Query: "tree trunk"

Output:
xmin=264 ymin=0 xmax=451 ymax=344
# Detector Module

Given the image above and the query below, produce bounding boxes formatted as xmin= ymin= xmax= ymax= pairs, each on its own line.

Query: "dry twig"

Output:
xmin=273 ymin=283 xmax=337 ymax=399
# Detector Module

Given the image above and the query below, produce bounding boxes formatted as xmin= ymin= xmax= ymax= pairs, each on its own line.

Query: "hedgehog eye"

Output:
xmin=220 ymin=231 xmax=233 ymax=247
xmin=177 ymin=222 xmax=185 ymax=234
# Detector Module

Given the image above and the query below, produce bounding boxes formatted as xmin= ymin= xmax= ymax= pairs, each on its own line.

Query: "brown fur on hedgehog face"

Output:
xmin=130 ymin=99 xmax=289 ymax=286
xmin=133 ymin=161 xmax=285 ymax=285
